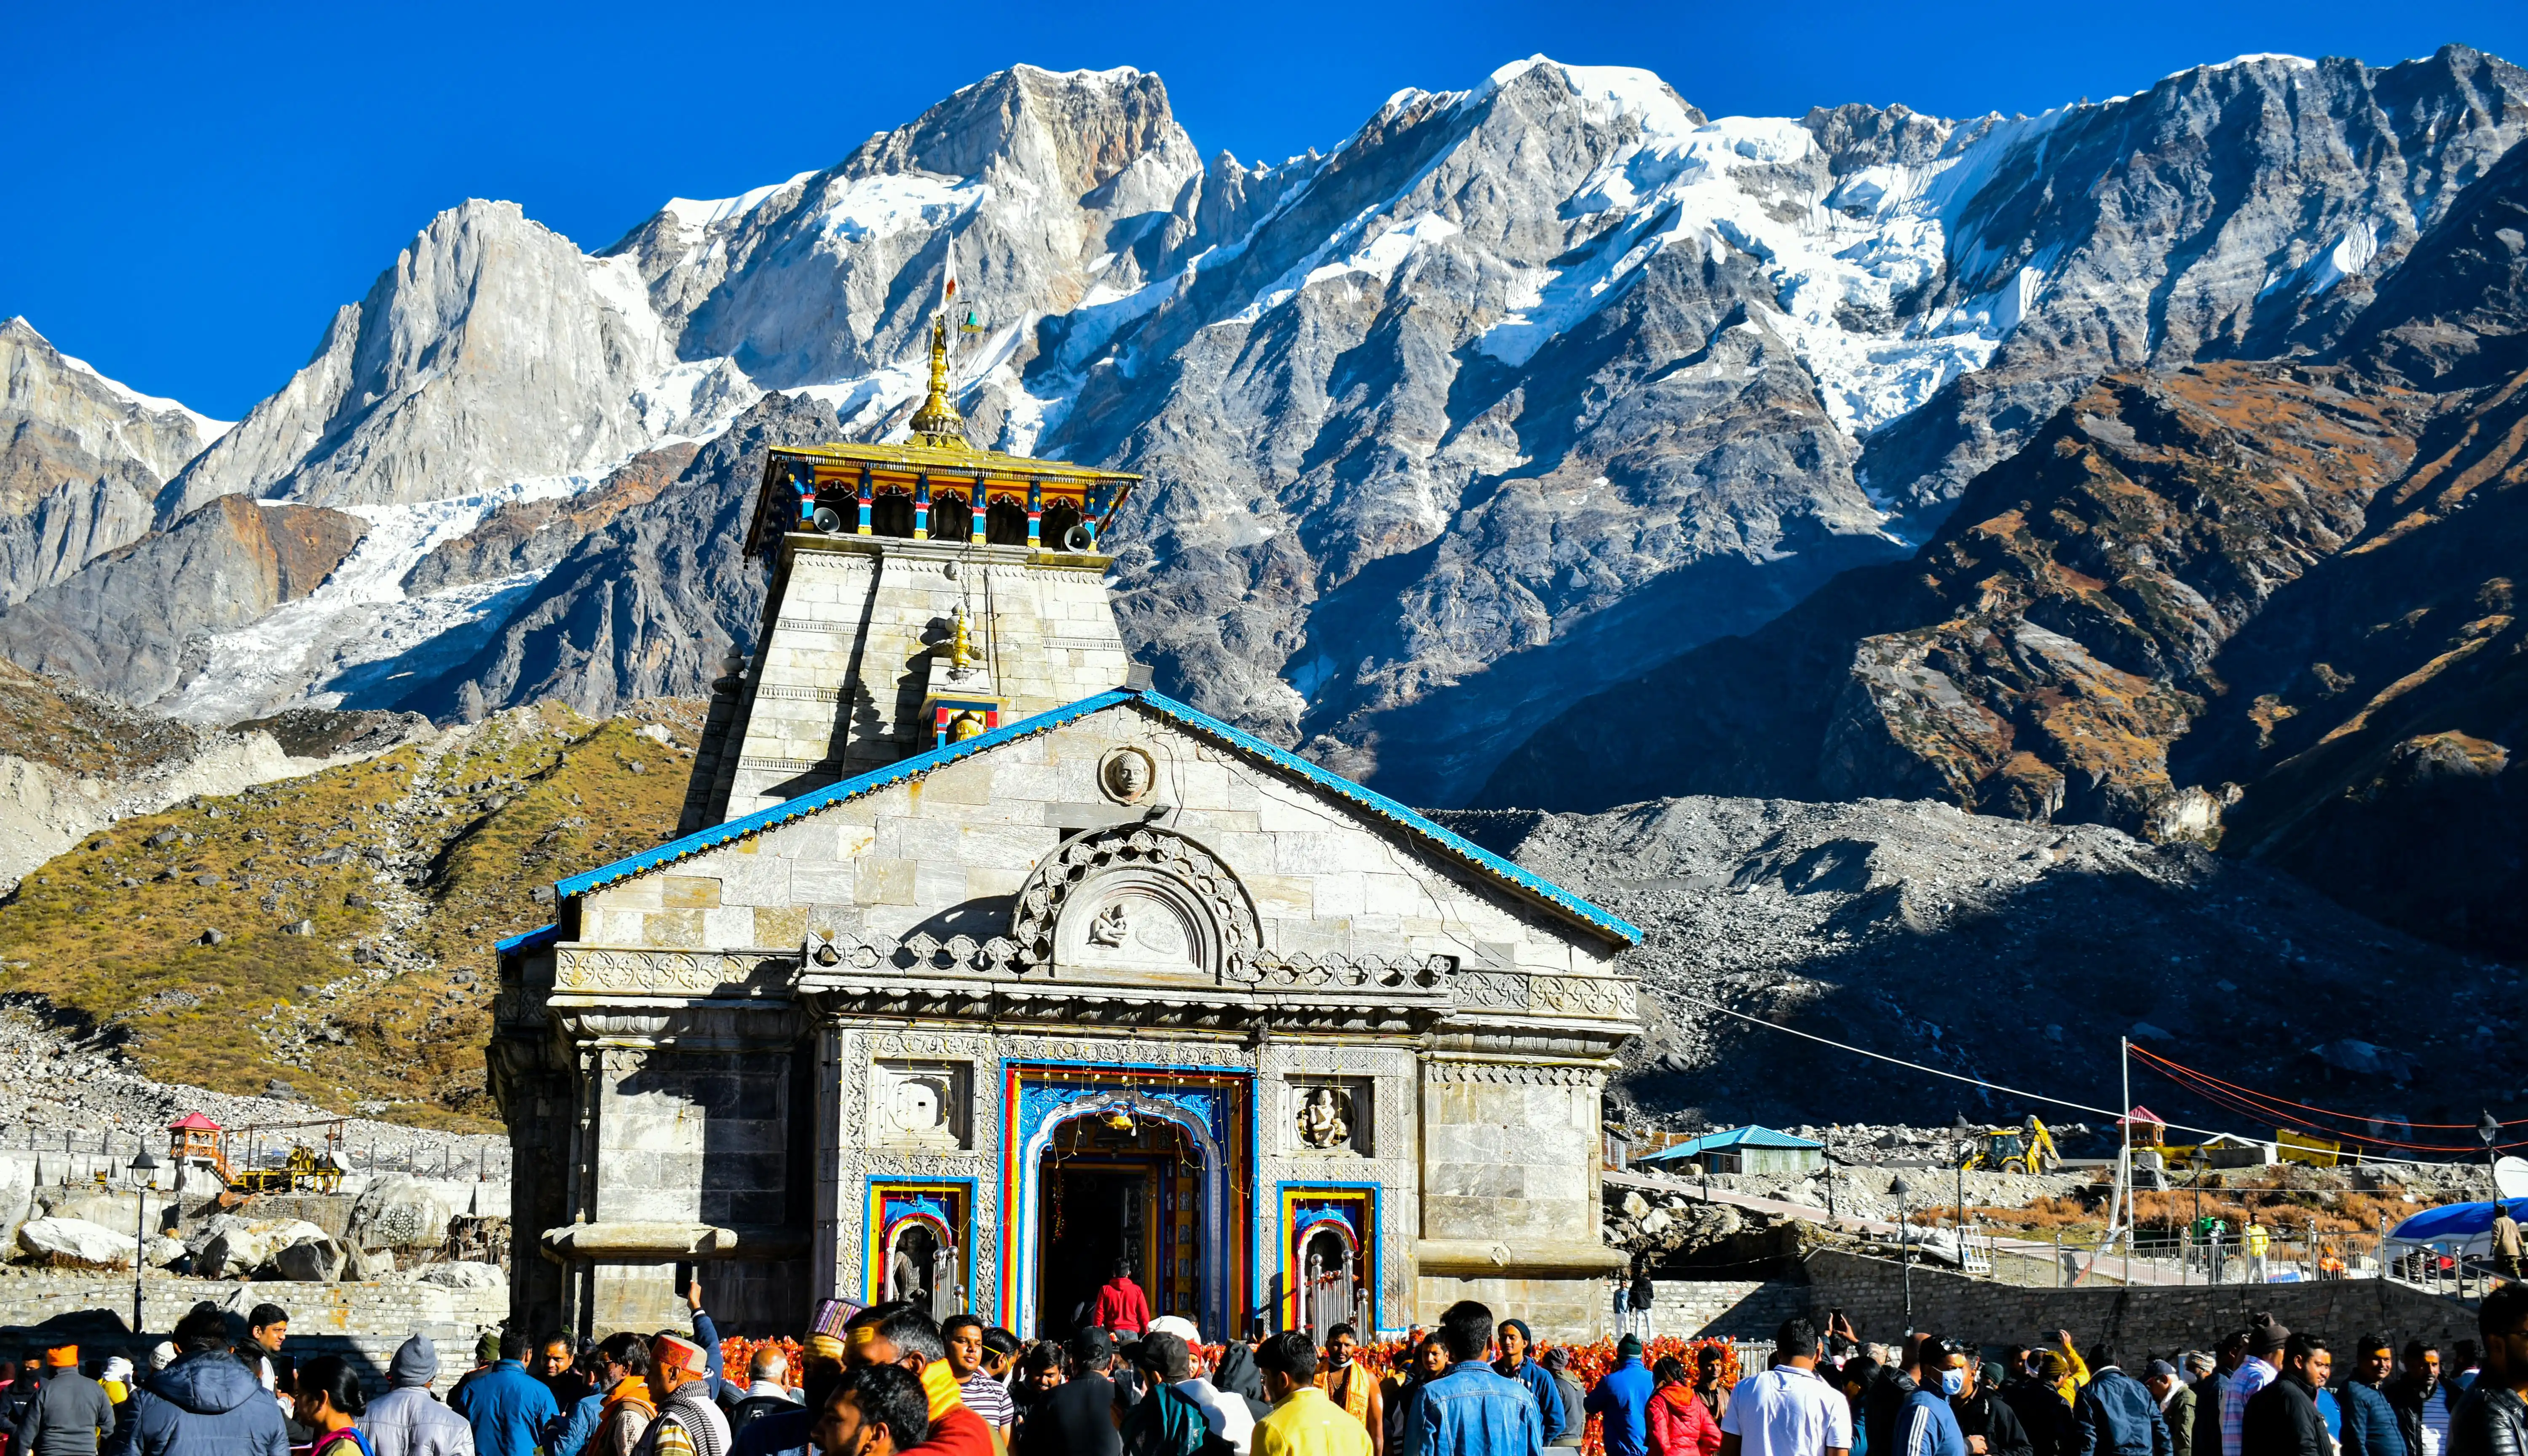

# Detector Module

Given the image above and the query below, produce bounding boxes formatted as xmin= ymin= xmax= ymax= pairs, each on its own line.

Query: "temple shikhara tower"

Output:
xmin=490 ymin=313 xmax=1643 ymax=1341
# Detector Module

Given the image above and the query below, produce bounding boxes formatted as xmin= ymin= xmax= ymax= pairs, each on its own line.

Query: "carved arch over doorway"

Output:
xmin=1010 ymin=825 xmax=1262 ymax=980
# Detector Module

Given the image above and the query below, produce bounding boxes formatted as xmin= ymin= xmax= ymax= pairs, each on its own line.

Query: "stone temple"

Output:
xmin=490 ymin=321 xmax=1643 ymax=1341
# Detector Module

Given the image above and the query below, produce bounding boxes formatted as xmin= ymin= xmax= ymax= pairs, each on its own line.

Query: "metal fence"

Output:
xmin=1 ymin=1124 xmax=513 ymax=1183
xmin=1880 ymin=1218 xmax=2503 ymax=1298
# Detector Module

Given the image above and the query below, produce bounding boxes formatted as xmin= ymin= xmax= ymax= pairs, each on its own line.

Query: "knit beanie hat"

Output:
xmin=2249 ymin=1314 xmax=2290 ymax=1357
xmin=390 ymin=1334 xmax=440 ymax=1389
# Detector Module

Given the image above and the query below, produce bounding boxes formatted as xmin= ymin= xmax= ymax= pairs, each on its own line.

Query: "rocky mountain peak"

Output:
xmin=841 ymin=64 xmax=1193 ymax=204
xmin=0 ymin=317 xmax=230 ymax=605
xmin=161 ymin=198 xmax=689 ymax=517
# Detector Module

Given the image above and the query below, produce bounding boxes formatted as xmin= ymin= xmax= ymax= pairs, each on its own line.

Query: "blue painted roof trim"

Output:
xmin=552 ymin=688 xmax=1640 ymax=947
xmin=495 ymin=923 xmax=560 ymax=956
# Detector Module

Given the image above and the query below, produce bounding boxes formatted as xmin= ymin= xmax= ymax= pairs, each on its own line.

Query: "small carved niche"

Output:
xmin=870 ymin=1061 xmax=971 ymax=1150
xmin=1290 ymin=1080 xmax=1369 ymax=1156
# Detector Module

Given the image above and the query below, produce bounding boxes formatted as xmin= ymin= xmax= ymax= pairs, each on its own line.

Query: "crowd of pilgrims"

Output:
xmin=7 ymin=1269 xmax=2528 ymax=1456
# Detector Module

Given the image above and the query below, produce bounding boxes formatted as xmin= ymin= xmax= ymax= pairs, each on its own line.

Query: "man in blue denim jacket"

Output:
xmin=1400 ymin=1303 xmax=1544 ymax=1456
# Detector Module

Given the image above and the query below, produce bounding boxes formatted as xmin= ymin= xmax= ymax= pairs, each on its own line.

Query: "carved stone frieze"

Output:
xmin=1421 ymin=1060 xmax=1607 ymax=1087
xmin=557 ymin=947 xmax=797 ymax=999
xmin=1446 ymin=970 xmax=1638 ymax=1022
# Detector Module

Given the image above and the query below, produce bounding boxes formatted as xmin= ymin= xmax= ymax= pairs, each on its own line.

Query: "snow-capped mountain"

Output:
xmin=0 ymin=318 xmax=230 ymax=605
xmin=5 ymin=50 xmax=2525 ymax=806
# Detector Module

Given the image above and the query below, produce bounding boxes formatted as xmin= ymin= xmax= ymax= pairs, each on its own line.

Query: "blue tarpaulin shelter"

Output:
xmin=2388 ymin=1199 xmax=2528 ymax=1242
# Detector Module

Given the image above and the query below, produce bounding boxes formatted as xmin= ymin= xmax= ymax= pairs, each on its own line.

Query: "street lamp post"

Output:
xmin=1893 ymin=1174 xmax=1915 ymax=1333
xmin=2481 ymin=1111 xmax=2503 ymax=1296
xmin=1824 ymin=1129 xmax=1837 ymax=1222
xmin=127 ymin=1143 xmax=159 ymax=1338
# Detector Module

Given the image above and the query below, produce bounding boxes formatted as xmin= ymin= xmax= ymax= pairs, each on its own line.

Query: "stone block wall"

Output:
xmin=1804 ymin=1250 xmax=2481 ymax=1355
xmin=1648 ymin=1278 xmax=1813 ymax=1341
xmin=1418 ymin=1068 xmax=1601 ymax=1244
xmin=1417 ymin=1275 xmax=1613 ymax=1343
xmin=718 ymin=537 xmax=1131 ymax=820
xmin=0 ymin=1273 xmax=507 ymax=1395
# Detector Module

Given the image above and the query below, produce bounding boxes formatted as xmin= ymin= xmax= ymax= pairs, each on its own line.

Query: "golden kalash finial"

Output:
xmin=940 ymin=606 xmax=984 ymax=671
xmin=908 ymin=313 xmax=967 ymax=447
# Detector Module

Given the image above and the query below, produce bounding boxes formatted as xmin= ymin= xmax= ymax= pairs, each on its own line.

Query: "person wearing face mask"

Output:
xmin=1950 ymin=1353 xmax=2031 ymax=1456
xmin=1897 ymin=1341 xmax=1969 ymax=1456
xmin=812 ymin=1366 xmax=930 ymax=1456
xmin=2071 ymin=1348 xmax=2170 ymax=1456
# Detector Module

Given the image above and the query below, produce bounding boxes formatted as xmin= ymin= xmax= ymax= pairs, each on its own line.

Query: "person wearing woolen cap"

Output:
xmin=2219 ymin=1317 xmax=2290 ymax=1456
xmin=1539 ymin=1349 xmax=1586 ymax=1452
xmin=1019 ymin=1326 xmax=1122 ymax=1456
xmin=364 ymin=1333 xmax=475 ymax=1456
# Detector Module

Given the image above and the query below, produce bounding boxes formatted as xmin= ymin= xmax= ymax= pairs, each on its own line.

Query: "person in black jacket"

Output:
xmin=2241 ymin=1335 xmax=2332 ymax=1456
xmin=1954 ymin=1352 xmax=2035 ymax=1456
xmin=2389 ymin=1342 xmax=2444 ymax=1456
xmin=2003 ymin=1352 xmax=2073 ymax=1456
xmin=2450 ymin=1280 xmax=2528 ymax=1456
xmin=1021 ymin=1328 xmax=1125 ymax=1456
xmin=1868 ymin=1336 xmax=1925 ymax=1456
xmin=2341 ymin=1334 xmax=2410 ymax=1456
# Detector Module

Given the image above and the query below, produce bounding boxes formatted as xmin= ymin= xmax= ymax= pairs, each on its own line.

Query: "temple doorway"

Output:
xmin=1034 ymin=1111 xmax=1200 ymax=1336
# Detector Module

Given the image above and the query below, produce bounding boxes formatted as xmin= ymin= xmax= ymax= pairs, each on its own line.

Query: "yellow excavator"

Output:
xmin=1958 ymin=1116 xmax=2061 ymax=1174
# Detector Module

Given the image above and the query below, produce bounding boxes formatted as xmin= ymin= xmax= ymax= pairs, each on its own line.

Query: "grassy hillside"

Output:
xmin=0 ymin=700 xmax=705 ymax=1127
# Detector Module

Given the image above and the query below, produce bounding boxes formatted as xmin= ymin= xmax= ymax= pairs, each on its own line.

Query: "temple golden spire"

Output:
xmin=908 ymin=313 xmax=967 ymax=448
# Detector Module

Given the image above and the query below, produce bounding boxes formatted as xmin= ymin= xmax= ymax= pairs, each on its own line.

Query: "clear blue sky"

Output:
xmin=6 ymin=0 xmax=2522 ymax=420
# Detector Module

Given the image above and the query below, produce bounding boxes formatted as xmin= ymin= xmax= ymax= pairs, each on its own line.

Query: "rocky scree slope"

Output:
xmin=11 ymin=52 xmax=2527 ymax=807
xmin=1489 ymin=127 xmax=2528 ymax=959
xmin=0 ymin=661 xmax=426 ymax=893
xmin=1439 ymin=796 xmax=2526 ymax=1135
xmin=0 ymin=700 xmax=701 ymax=1122
xmin=1484 ymin=364 xmax=2426 ymax=824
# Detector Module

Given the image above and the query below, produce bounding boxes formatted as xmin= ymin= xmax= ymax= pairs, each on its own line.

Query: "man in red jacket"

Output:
xmin=1087 ymin=1261 xmax=1152 ymax=1336
xmin=846 ymin=1303 xmax=994 ymax=1456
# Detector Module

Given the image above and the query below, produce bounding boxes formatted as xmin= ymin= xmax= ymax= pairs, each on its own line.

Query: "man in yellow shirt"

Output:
xmin=1254 ymin=1332 xmax=1371 ymax=1456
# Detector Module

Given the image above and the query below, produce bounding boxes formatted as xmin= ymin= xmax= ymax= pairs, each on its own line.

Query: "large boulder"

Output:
xmin=342 ymin=1244 xmax=393 ymax=1282
xmin=416 ymin=1260 xmax=503 ymax=1289
xmin=346 ymin=1175 xmax=454 ymax=1251
xmin=143 ymin=1235 xmax=187 ymax=1269
xmin=0 ymin=1154 xmax=34 ymax=1247
xmin=271 ymin=1236 xmax=345 ymax=1283
xmin=18 ymin=1216 xmax=137 ymax=1268
xmin=192 ymin=1216 xmax=330 ymax=1279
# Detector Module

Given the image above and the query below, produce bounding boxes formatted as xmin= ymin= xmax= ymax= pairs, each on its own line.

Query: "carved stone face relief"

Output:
xmin=1099 ymin=747 xmax=1155 ymax=804
xmin=1294 ymin=1085 xmax=1355 ymax=1151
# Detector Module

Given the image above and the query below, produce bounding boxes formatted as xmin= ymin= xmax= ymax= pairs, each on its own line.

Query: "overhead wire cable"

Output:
xmin=1674 ymin=993 xmax=2249 ymax=1141
xmin=2130 ymin=1045 xmax=2526 ymax=1129
xmin=1683 ymin=993 xmax=2520 ymax=1157
xmin=2129 ymin=1054 xmax=2528 ymax=1153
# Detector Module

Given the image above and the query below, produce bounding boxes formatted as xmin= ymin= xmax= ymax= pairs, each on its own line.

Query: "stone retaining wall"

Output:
xmin=1804 ymin=1250 xmax=2480 ymax=1355
xmin=0 ymin=1273 xmax=508 ymax=1394
xmin=1649 ymin=1278 xmax=1812 ymax=1340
